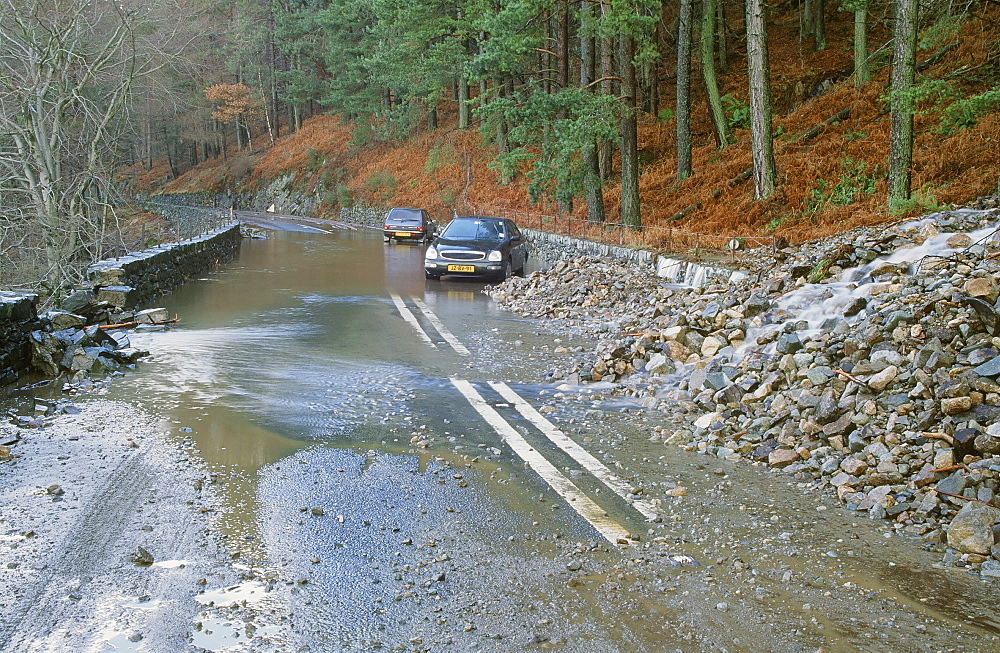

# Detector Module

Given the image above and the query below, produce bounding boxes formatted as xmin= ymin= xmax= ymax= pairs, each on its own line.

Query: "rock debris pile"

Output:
xmin=28 ymin=289 xmax=160 ymax=380
xmin=489 ymin=198 xmax=1000 ymax=578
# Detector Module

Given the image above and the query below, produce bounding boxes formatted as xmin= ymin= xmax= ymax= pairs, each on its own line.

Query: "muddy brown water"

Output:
xmin=3 ymin=220 xmax=998 ymax=651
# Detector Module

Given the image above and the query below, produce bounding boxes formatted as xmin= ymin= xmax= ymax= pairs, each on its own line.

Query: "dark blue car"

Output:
xmin=423 ymin=216 xmax=529 ymax=281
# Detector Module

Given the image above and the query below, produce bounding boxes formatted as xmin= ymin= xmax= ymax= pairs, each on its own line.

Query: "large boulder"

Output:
xmin=947 ymin=503 xmax=999 ymax=555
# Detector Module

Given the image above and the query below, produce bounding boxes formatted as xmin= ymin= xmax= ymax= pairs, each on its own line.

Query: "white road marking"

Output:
xmin=389 ymin=294 xmax=436 ymax=346
xmin=411 ymin=296 xmax=471 ymax=356
xmin=490 ymin=381 xmax=659 ymax=521
xmin=450 ymin=378 xmax=634 ymax=546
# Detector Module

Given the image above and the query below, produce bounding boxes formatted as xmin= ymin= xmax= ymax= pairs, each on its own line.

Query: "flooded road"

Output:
xmin=3 ymin=220 xmax=999 ymax=652
xmin=105 ymin=225 xmax=668 ymax=650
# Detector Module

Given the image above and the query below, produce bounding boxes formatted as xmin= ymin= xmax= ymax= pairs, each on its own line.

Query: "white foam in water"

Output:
xmin=741 ymin=211 xmax=1000 ymax=354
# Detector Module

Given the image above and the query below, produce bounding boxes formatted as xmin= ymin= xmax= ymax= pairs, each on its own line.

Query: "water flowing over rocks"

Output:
xmin=488 ymin=198 xmax=1000 ymax=577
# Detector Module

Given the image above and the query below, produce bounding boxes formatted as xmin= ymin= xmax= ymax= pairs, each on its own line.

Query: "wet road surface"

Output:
xmin=2 ymin=217 xmax=999 ymax=651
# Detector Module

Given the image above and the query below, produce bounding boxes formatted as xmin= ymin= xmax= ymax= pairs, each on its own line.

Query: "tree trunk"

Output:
xmin=813 ymin=0 xmax=827 ymax=51
xmin=495 ymin=76 xmax=514 ymax=185
xmin=599 ymin=30 xmax=616 ymax=180
xmin=888 ymin=0 xmax=918 ymax=209
xmin=458 ymin=74 xmax=470 ymax=129
xmin=677 ymin=0 xmax=694 ymax=181
xmin=580 ymin=0 xmax=605 ymax=223
xmin=556 ymin=1 xmax=569 ymax=91
xmin=619 ymin=33 xmax=641 ymax=229
xmin=644 ymin=18 xmax=660 ymax=115
xmin=716 ymin=0 xmax=728 ymax=73
xmin=745 ymin=0 xmax=777 ymax=199
xmin=802 ymin=0 xmax=813 ymax=41
xmin=556 ymin=0 xmax=572 ymax=215
xmin=703 ymin=0 xmax=732 ymax=149
xmin=259 ymin=71 xmax=275 ymax=147
xmin=854 ymin=6 xmax=870 ymax=87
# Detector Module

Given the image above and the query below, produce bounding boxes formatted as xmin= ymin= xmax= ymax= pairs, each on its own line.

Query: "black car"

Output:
xmin=424 ymin=216 xmax=529 ymax=281
xmin=383 ymin=207 xmax=435 ymax=243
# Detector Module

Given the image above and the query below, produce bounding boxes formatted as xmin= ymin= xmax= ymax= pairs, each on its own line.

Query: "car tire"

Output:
xmin=384 ymin=236 xmax=392 ymax=243
xmin=425 ymin=271 xmax=440 ymax=280
xmin=515 ymin=256 xmax=526 ymax=276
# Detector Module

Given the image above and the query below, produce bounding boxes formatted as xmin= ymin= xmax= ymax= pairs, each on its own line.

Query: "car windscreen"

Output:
xmin=441 ymin=219 xmax=503 ymax=240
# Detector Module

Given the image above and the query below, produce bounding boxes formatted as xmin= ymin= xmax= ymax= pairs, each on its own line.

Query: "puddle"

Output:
xmin=190 ymin=617 xmax=284 ymax=652
xmin=196 ymin=579 xmax=271 ymax=608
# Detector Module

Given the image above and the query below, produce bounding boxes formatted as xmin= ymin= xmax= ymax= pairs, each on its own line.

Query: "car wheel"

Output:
xmin=498 ymin=261 xmax=512 ymax=282
xmin=384 ymin=236 xmax=392 ymax=243
xmin=425 ymin=271 xmax=440 ymax=280
xmin=515 ymin=256 xmax=526 ymax=276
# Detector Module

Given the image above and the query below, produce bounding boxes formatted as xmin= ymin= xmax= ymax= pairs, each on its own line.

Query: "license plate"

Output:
xmin=448 ymin=265 xmax=475 ymax=272
xmin=394 ymin=231 xmax=411 ymax=237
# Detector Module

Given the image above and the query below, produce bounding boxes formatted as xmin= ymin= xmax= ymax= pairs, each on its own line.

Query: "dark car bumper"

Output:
xmin=424 ymin=258 xmax=505 ymax=279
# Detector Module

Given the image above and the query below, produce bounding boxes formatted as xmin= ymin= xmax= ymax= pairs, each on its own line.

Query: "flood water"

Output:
xmin=101 ymin=225 xmax=664 ymax=649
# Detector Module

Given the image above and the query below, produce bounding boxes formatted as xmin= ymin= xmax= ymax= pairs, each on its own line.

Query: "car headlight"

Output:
xmin=487 ymin=250 xmax=502 ymax=262
xmin=425 ymin=246 xmax=437 ymax=259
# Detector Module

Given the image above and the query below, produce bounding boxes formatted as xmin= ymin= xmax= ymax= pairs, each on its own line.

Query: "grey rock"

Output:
xmin=947 ymin=503 xmax=999 ymax=555
xmin=844 ymin=297 xmax=867 ymax=317
xmin=743 ymin=295 xmax=771 ymax=317
xmin=822 ymin=412 xmax=856 ymax=438
xmin=974 ymin=355 xmax=1000 ymax=377
xmin=981 ymin=560 xmax=1000 ymax=578
xmin=132 ymin=546 xmax=154 ymax=566
xmin=936 ymin=472 xmax=967 ymax=501
xmin=972 ymin=433 xmax=1000 ymax=456
xmin=776 ymin=334 xmax=803 ymax=355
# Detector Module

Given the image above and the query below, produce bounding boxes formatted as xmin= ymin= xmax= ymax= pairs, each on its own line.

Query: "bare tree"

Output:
xmin=0 ymin=0 xmax=184 ymax=295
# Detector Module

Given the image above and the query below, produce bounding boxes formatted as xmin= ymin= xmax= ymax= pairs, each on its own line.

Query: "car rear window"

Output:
xmin=386 ymin=209 xmax=423 ymax=223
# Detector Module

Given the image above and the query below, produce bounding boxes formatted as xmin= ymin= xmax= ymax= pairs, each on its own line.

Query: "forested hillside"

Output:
xmin=3 ymin=0 xmax=999 ymax=295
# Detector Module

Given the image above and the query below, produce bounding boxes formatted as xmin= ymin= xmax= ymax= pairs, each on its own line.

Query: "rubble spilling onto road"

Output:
xmin=28 ymin=290 xmax=163 ymax=381
xmin=489 ymin=196 xmax=1000 ymax=578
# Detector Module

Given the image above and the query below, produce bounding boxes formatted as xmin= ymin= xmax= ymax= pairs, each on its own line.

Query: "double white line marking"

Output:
xmin=390 ymin=293 xmax=657 ymax=545
xmin=389 ymin=294 xmax=469 ymax=355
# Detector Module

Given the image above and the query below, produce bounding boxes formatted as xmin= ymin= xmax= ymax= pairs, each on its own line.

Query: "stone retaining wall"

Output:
xmin=0 ymin=293 xmax=41 ymax=385
xmin=86 ymin=223 xmax=242 ymax=310
xmin=1 ymin=223 xmax=242 ymax=386
xmin=339 ymin=204 xmax=391 ymax=230
xmin=338 ymin=204 xmax=744 ymax=286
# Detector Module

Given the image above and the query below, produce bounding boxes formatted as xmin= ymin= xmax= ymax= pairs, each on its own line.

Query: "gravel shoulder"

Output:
xmin=0 ymin=396 xmax=259 ymax=651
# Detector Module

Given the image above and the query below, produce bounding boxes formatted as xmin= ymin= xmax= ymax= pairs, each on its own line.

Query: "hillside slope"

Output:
xmin=144 ymin=4 xmax=1000 ymax=247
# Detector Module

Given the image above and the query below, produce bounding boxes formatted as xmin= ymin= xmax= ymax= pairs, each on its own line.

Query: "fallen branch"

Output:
xmin=927 ymin=464 xmax=968 ymax=473
xmin=936 ymin=489 xmax=992 ymax=505
xmin=99 ymin=316 xmax=180 ymax=330
xmin=835 ymin=369 xmax=870 ymax=388
xmin=921 ymin=432 xmax=957 ymax=445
